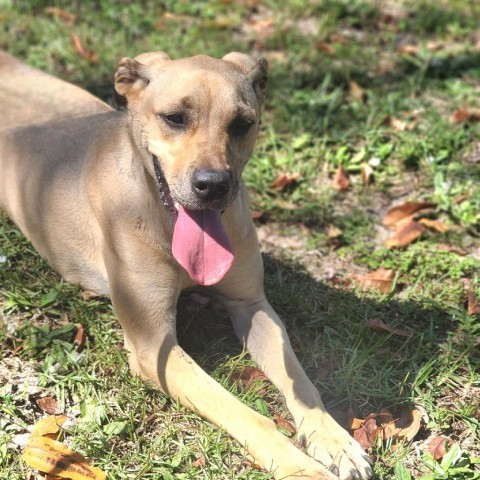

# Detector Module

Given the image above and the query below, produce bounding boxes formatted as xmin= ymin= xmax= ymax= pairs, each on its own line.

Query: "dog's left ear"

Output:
xmin=222 ymin=52 xmax=268 ymax=106
xmin=114 ymin=52 xmax=171 ymax=99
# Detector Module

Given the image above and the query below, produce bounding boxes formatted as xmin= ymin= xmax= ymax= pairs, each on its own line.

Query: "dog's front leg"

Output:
xmin=216 ymin=250 xmax=372 ymax=480
xmin=106 ymin=255 xmax=336 ymax=480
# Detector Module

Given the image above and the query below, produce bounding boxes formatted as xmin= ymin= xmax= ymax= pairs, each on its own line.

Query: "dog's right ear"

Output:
xmin=114 ymin=57 xmax=151 ymax=98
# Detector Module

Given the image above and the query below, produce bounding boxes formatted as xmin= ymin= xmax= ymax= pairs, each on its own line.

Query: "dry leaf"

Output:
xmin=353 ymin=417 xmax=379 ymax=449
xmin=387 ymin=116 xmax=417 ymax=131
xmin=73 ymin=325 xmax=86 ymax=351
xmin=396 ymin=409 xmax=421 ymax=441
xmin=450 ymin=109 xmax=480 ymax=124
xmin=316 ymin=41 xmax=335 ymax=55
xmin=365 ymin=318 xmax=411 ymax=338
xmin=384 ymin=218 xmax=425 ymax=249
xmin=231 ymin=366 xmax=267 ymax=391
xmin=270 ymin=172 xmax=301 ymax=190
xmin=429 ymin=436 xmax=454 ymax=461
xmin=250 ymin=210 xmax=264 ymax=220
xmin=383 ymin=201 xmax=437 ymax=229
xmin=70 ymin=35 xmax=99 ymax=63
xmin=327 ymin=224 xmax=343 ymax=239
xmin=37 ymin=397 xmax=63 ymax=416
xmin=44 ymin=7 xmax=76 ymax=24
xmin=31 ymin=416 xmax=68 ymax=438
xmin=330 ymin=33 xmax=349 ymax=44
xmin=399 ymin=44 xmax=420 ymax=55
xmin=467 ymin=291 xmax=480 ymax=315
xmin=436 ymin=244 xmax=467 ymax=256
xmin=192 ymin=452 xmax=206 ymax=468
xmin=333 ymin=165 xmax=350 ymax=191
xmin=418 ymin=218 xmax=449 ymax=233
xmin=360 ymin=161 xmax=374 ymax=187
xmin=274 ymin=413 xmax=296 ymax=435
xmin=349 ymin=80 xmax=366 ymax=102
xmin=82 ymin=291 xmax=100 ymax=301
xmin=22 ymin=435 xmax=106 ymax=480
xmin=352 ymin=268 xmax=395 ymax=293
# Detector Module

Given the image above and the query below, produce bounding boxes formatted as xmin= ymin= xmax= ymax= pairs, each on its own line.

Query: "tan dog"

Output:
xmin=0 ymin=51 xmax=371 ymax=480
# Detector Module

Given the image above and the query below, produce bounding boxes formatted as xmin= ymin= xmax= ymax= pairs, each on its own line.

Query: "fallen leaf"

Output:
xmin=418 ymin=218 xmax=449 ymax=233
xmin=450 ymin=109 xmax=480 ymax=124
xmin=436 ymin=244 xmax=467 ymax=256
xmin=330 ymin=33 xmax=349 ymax=44
xmin=73 ymin=325 xmax=86 ymax=351
xmin=384 ymin=218 xmax=425 ymax=249
xmin=316 ymin=41 xmax=335 ymax=55
xmin=250 ymin=210 xmax=264 ymax=220
xmin=37 ymin=397 xmax=63 ymax=416
xmin=274 ymin=413 xmax=296 ymax=435
xmin=192 ymin=452 xmax=206 ymax=467
xmin=396 ymin=409 xmax=421 ymax=441
xmin=429 ymin=436 xmax=454 ymax=461
xmin=360 ymin=161 xmax=374 ymax=187
xmin=349 ymin=80 xmax=366 ymax=102
xmin=44 ymin=7 xmax=76 ymax=24
xmin=333 ymin=165 xmax=350 ymax=191
xmin=365 ymin=318 xmax=411 ymax=338
xmin=387 ymin=116 xmax=418 ymax=131
xmin=383 ymin=201 xmax=437 ymax=229
xmin=352 ymin=268 xmax=395 ymax=293
xmin=231 ymin=366 xmax=267 ymax=391
xmin=467 ymin=291 xmax=480 ymax=315
xmin=270 ymin=171 xmax=301 ymax=190
xmin=399 ymin=44 xmax=420 ymax=55
xmin=31 ymin=416 xmax=68 ymax=438
xmin=327 ymin=224 xmax=343 ymax=239
xmin=82 ymin=290 xmax=100 ymax=301
xmin=353 ymin=417 xmax=379 ymax=449
xmin=453 ymin=194 xmax=469 ymax=205
xmin=70 ymin=34 xmax=99 ymax=63
xmin=22 ymin=435 xmax=106 ymax=480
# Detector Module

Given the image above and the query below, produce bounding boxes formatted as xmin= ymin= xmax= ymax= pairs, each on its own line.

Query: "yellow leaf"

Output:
xmin=31 ymin=415 xmax=68 ymax=438
xmin=22 ymin=435 xmax=106 ymax=480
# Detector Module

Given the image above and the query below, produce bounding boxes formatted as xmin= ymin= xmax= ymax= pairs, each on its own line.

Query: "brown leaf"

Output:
xmin=73 ymin=325 xmax=86 ymax=351
xmin=36 ymin=397 xmax=63 ymax=415
xmin=82 ymin=290 xmax=99 ymax=301
xmin=327 ymin=224 xmax=343 ymax=239
xmin=436 ymin=244 xmax=467 ymax=256
xmin=360 ymin=161 xmax=374 ymax=187
xmin=418 ymin=218 xmax=449 ymax=233
xmin=270 ymin=172 xmax=301 ymax=190
xmin=250 ymin=210 xmax=264 ymax=220
xmin=352 ymin=268 xmax=395 ymax=293
xmin=330 ymin=33 xmax=349 ymax=44
xmin=316 ymin=41 xmax=335 ymax=55
xmin=429 ymin=436 xmax=454 ymax=461
xmin=450 ymin=109 xmax=480 ymax=124
xmin=399 ymin=44 xmax=420 ymax=55
xmin=384 ymin=218 xmax=425 ymax=249
xmin=70 ymin=34 xmax=99 ymax=63
xmin=467 ymin=291 xmax=480 ymax=315
xmin=44 ymin=7 xmax=76 ymax=24
xmin=396 ymin=409 xmax=421 ymax=441
xmin=192 ymin=452 xmax=206 ymax=468
xmin=365 ymin=318 xmax=411 ymax=338
xmin=231 ymin=366 xmax=267 ymax=391
xmin=349 ymin=80 xmax=366 ymax=102
xmin=353 ymin=417 xmax=379 ymax=449
xmin=387 ymin=116 xmax=418 ymax=131
xmin=383 ymin=201 xmax=437 ymax=229
xmin=333 ymin=165 xmax=350 ymax=191
xmin=274 ymin=413 xmax=296 ymax=435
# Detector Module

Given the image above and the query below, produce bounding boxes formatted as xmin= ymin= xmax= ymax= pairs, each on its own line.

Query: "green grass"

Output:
xmin=1 ymin=1 xmax=480 ymax=479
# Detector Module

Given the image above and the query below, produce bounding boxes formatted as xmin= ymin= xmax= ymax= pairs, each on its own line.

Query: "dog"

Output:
xmin=0 ymin=51 xmax=372 ymax=480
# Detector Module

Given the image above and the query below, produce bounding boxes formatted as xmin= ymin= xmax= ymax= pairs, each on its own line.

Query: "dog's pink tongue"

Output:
xmin=172 ymin=206 xmax=234 ymax=285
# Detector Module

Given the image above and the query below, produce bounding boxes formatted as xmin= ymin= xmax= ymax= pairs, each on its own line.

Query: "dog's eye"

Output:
xmin=160 ymin=113 xmax=186 ymax=129
xmin=229 ymin=117 xmax=254 ymax=136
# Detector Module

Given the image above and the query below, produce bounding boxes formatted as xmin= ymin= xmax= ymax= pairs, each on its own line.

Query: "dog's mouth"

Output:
xmin=152 ymin=156 xmax=234 ymax=286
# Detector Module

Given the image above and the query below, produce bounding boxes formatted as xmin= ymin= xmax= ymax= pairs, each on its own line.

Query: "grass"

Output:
xmin=1 ymin=0 xmax=480 ymax=479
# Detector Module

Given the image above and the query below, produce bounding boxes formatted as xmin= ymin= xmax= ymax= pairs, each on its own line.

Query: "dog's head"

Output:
xmin=114 ymin=52 xmax=268 ymax=286
xmin=114 ymin=51 xmax=267 ymax=213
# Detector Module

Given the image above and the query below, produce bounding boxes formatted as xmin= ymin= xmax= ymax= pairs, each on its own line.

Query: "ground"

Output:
xmin=0 ymin=1 xmax=479 ymax=479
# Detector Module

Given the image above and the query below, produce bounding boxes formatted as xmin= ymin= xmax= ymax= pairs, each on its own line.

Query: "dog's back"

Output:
xmin=0 ymin=52 xmax=110 ymax=131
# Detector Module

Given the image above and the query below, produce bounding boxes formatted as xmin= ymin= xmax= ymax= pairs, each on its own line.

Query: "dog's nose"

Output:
xmin=192 ymin=169 xmax=230 ymax=202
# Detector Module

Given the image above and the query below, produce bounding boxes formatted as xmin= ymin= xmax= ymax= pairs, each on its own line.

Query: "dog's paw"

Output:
xmin=297 ymin=413 xmax=372 ymax=480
